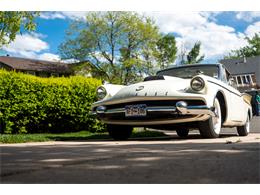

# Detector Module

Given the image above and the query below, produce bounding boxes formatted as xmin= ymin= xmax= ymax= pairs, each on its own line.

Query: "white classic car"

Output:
xmin=91 ymin=64 xmax=252 ymax=140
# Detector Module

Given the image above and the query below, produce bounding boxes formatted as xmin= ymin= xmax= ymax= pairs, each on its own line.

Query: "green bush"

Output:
xmin=0 ymin=70 xmax=103 ymax=134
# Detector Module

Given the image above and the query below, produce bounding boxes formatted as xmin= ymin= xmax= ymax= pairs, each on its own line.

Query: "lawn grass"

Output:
xmin=0 ymin=129 xmax=168 ymax=144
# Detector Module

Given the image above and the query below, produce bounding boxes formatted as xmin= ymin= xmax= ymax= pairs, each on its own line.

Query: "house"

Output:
xmin=220 ymin=56 xmax=260 ymax=92
xmin=0 ymin=56 xmax=72 ymax=77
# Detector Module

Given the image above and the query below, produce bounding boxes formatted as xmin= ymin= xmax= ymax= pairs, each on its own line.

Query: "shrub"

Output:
xmin=0 ymin=70 xmax=102 ymax=134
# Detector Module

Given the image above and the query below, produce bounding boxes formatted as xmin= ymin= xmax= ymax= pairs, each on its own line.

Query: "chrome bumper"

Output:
xmin=91 ymin=100 xmax=216 ymax=125
xmin=91 ymin=104 xmax=216 ymax=117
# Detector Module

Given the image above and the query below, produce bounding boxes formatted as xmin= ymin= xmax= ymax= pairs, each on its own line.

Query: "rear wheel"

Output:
xmin=107 ymin=125 xmax=133 ymax=140
xmin=237 ymin=115 xmax=250 ymax=136
xmin=199 ymin=98 xmax=222 ymax=138
xmin=176 ymin=129 xmax=189 ymax=138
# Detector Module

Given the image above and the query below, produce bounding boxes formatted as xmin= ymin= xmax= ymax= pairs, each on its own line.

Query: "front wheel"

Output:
xmin=199 ymin=98 xmax=222 ymax=138
xmin=237 ymin=115 xmax=250 ymax=136
xmin=107 ymin=125 xmax=133 ymax=140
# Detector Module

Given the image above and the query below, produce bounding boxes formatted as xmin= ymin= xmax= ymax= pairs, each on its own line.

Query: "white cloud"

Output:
xmin=61 ymin=12 xmax=88 ymax=20
xmin=236 ymin=11 xmax=260 ymax=22
xmin=40 ymin=12 xmax=66 ymax=20
xmin=245 ymin=21 xmax=260 ymax=37
xmin=146 ymin=12 xmax=248 ymax=62
xmin=38 ymin=53 xmax=61 ymax=61
xmin=3 ymin=33 xmax=49 ymax=53
xmin=148 ymin=12 xmax=207 ymax=34
xmin=2 ymin=33 xmax=62 ymax=62
xmin=39 ymin=11 xmax=87 ymax=20
xmin=200 ymin=11 xmax=222 ymax=22
xmin=61 ymin=58 xmax=79 ymax=63
xmin=15 ymin=51 xmax=38 ymax=59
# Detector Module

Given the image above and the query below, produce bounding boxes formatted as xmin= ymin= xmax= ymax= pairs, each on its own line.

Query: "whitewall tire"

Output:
xmin=237 ymin=115 xmax=250 ymax=136
xmin=199 ymin=98 xmax=222 ymax=138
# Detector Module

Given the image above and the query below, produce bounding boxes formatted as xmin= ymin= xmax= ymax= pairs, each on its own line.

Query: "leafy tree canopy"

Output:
xmin=0 ymin=11 xmax=39 ymax=47
xmin=225 ymin=33 xmax=260 ymax=59
xmin=180 ymin=41 xmax=205 ymax=65
xmin=155 ymin=33 xmax=177 ymax=69
xmin=59 ymin=12 xmax=177 ymax=84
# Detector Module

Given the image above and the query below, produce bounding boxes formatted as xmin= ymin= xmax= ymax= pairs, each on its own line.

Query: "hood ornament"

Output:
xmin=136 ymin=86 xmax=144 ymax=91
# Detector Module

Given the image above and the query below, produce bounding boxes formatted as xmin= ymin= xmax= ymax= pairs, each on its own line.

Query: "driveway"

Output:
xmin=1 ymin=117 xmax=260 ymax=184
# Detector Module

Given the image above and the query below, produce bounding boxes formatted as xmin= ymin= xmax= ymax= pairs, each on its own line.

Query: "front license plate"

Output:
xmin=125 ymin=104 xmax=147 ymax=117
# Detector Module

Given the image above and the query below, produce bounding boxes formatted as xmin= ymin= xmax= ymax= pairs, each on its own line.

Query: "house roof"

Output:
xmin=0 ymin=56 xmax=72 ymax=73
xmin=220 ymin=56 xmax=260 ymax=75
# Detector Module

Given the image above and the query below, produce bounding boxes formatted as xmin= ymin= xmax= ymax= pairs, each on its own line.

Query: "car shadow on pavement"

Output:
xmin=46 ymin=132 xmax=244 ymax=142
xmin=1 ymin=138 xmax=259 ymax=184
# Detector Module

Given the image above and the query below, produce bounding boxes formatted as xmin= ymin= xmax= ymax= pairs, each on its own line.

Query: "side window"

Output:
xmin=221 ymin=68 xmax=229 ymax=83
xmin=225 ymin=70 xmax=230 ymax=83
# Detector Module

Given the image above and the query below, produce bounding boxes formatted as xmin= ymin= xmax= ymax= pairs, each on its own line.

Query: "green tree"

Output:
xmin=225 ymin=33 xmax=260 ymax=59
xmin=155 ymin=33 xmax=177 ymax=69
xmin=183 ymin=41 xmax=205 ymax=64
xmin=119 ymin=13 xmax=160 ymax=84
xmin=59 ymin=11 xmax=160 ymax=84
xmin=0 ymin=11 xmax=39 ymax=47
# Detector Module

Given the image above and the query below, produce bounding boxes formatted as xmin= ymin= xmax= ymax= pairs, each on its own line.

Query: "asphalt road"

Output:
xmin=1 ymin=117 xmax=259 ymax=184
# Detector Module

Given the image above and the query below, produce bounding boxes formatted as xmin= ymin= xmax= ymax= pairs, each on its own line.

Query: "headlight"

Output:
xmin=190 ymin=77 xmax=205 ymax=91
xmin=96 ymin=86 xmax=107 ymax=100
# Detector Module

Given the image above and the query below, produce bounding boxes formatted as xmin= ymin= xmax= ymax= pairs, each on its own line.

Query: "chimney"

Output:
xmin=243 ymin=56 xmax=247 ymax=63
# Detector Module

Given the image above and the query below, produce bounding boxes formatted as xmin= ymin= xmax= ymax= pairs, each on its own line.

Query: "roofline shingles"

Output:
xmin=0 ymin=56 xmax=72 ymax=73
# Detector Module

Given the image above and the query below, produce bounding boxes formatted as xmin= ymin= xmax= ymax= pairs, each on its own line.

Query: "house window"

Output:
xmin=237 ymin=76 xmax=242 ymax=85
xmin=246 ymin=75 xmax=251 ymax=84
xmin=232 ymin=73 xmax=256 ymax=87
xmin=242 ymin=75 xmax=247 ymax=84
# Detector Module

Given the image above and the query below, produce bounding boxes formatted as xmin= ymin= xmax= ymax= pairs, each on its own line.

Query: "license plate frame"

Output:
xmin=125 ymin=104 xmax=147 ymax=117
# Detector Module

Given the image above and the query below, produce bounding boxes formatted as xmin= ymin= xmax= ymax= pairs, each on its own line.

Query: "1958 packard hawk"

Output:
xmin=91 ymin=64 xmax=252 ymax=140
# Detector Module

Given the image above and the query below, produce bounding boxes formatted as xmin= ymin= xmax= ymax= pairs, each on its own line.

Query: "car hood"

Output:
xmin=108 ymin=76 xmax=191 ymax=100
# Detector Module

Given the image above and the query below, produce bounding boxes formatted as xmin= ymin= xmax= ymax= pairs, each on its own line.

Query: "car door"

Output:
xmin=222 ymin=69 xmax=245 ymax=122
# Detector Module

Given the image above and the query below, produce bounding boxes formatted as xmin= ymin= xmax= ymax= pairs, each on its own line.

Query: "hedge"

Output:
xmin=0 ymin=70 xmax=102 ymax=134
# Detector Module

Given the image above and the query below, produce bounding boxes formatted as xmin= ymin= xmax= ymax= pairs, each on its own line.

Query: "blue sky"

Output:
xmin=34 ymin=17 xmax=70 ymax=54
xmin=1 ymin=11 xmax=260 ymax=63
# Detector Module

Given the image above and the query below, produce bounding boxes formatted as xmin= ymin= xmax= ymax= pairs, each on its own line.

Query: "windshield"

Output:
xmin=157 ymin=65 xmax=219 ymax=79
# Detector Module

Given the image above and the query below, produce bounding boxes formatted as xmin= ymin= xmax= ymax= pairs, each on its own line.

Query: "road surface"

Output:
xmin=0 ymin=117 xmax=259 ymax=183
